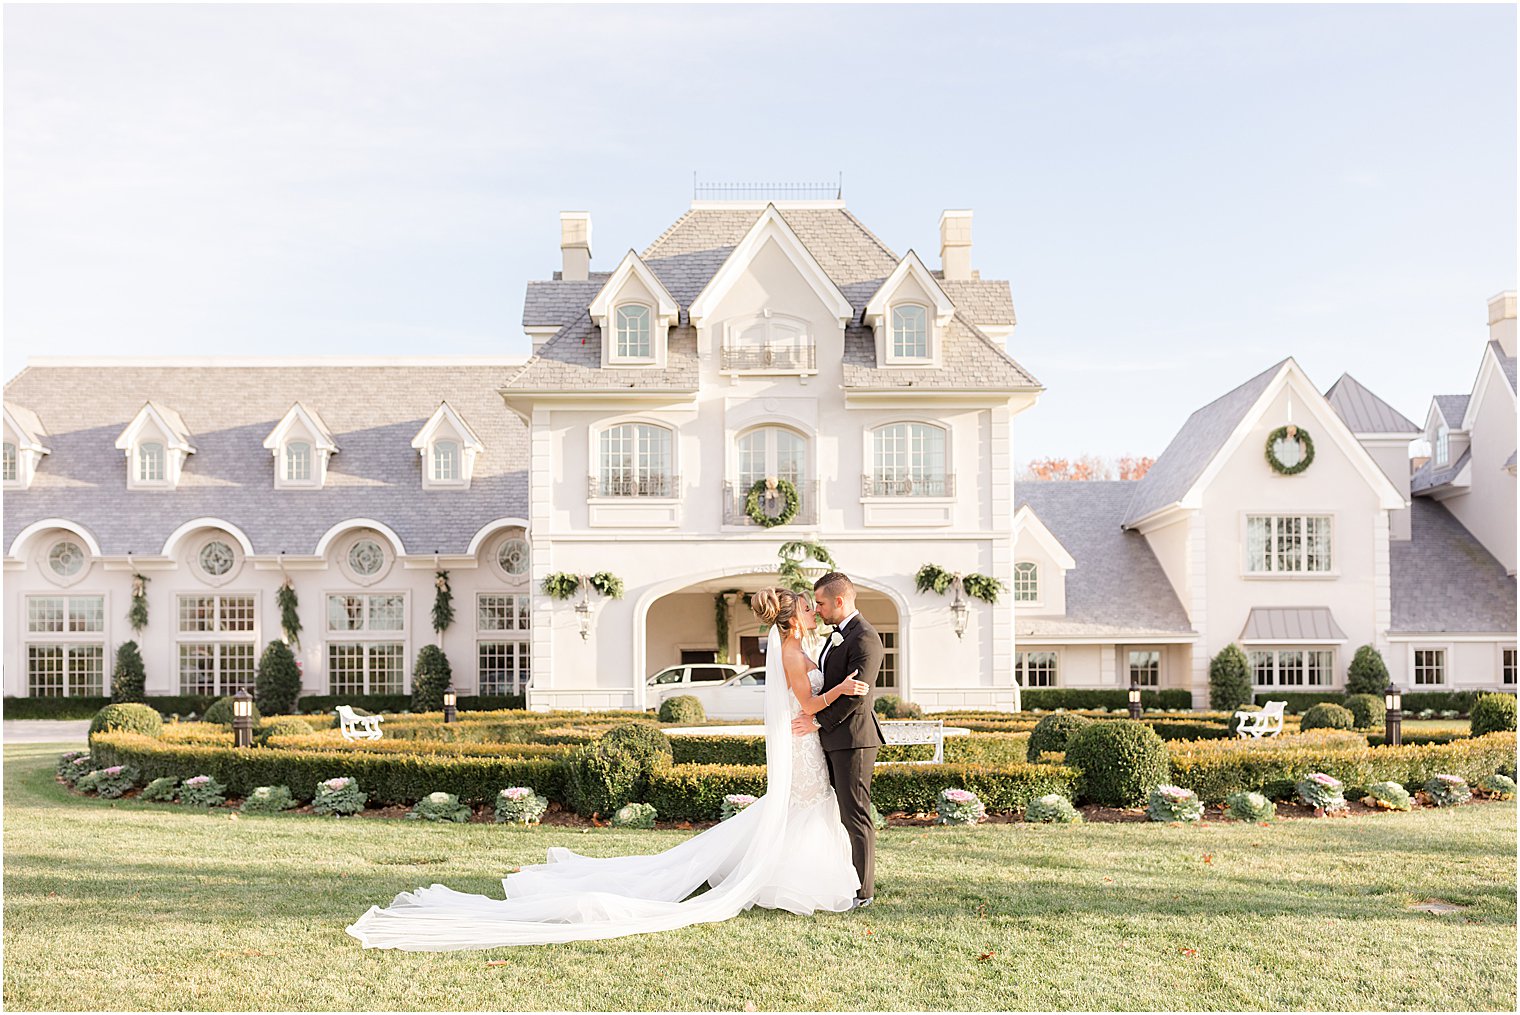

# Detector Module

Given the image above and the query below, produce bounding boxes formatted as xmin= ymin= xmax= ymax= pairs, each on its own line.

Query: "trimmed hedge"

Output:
xmin=1167 ymin=731 xmax=1517 ymax=804
xmin=265 ymin=732 xmax=574 ymax=759
xmin=5 ymin=695 xmax=220 ymax=720
xmin=1254 ymin=690 xmax=1516 ymax=717
xmin=1253 ymin=692 xmax=1346 ymax=715
xmin=1018 ymin=689 xmax=1192 ymax=710
xmin=1026 ymin=714 xmax=1094 ymax=761
xmin=89 ymin=733 xmax=567 ymax=806
xmin=1143 ymin=719 xmax=1233 ymax=742
xmin=1471 ymin=693 xmax=1518 ymax=736
xmin=664 ymin=732 xmax=1031 ymax=767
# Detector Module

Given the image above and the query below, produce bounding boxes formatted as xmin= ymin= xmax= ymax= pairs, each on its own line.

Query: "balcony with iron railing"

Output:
xmin=719 ymin=341 xmax=817 ymax=374
xmin=588 ymin=472 xmax=681 ymax=498
xmin=861 ymin=474 xmax=956 ymax=498
xmin=723 ymin=480 xmax=820 ymax=527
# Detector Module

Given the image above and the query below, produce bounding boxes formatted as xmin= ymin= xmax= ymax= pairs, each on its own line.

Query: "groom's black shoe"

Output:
xmin=852 ymin=897 xmax=873 ymax=910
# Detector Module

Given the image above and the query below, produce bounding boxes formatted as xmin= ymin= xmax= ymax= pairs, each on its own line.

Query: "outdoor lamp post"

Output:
xmin=1384 ymin=682 xmax=1402 ymax=746
xmin=232 ymin=688 xmax=254 ymax=749
xmin=442 ymin=684 xmax=457 ymax=724
xmin=1128 ymin=678 xmax=1143 ymax=719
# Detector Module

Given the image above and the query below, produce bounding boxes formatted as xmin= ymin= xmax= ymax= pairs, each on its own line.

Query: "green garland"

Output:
xmin=777 ymin=540 xmax=836 ymax=595
xmin=128 ymin=573 xmax=150 ymax=633
xmin=744 ymin=478 xmax=800 ymax=528
xmin=914 ymin=563 xmax=1006 ymax=604
xmin=542 ymin=572 xmax=625 ymax=601
xmin=713 ymin=590 xmax=739 ymax=664
xmin=1264 ymin=424 xmax=1315 ymax=476
xmin=432 ymin=570 xmax=455 ymax=634
xmin=276 ymin=577 xmax=302 ymax=649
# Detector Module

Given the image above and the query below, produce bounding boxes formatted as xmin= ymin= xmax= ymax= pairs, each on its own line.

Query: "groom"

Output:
xmin=798 ymin=571 xmax=887 ymax=908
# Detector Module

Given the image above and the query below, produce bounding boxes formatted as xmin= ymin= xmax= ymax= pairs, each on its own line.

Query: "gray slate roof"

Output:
xmin=1323 ymin=373 xmax=1419 ymax=434
xmin=1411 ymin=445 xmax=1471 ymax=494
xmin=1015 ymin=480 xmax=1195 ymax=638
xmin=1122 ymin=359 xmax=1288 ymax=526
xmin=1490 ymin=340 xmax=1517 ymax=392
xmin=1434 ymin=394 xmax=1470 ymax=426
xmin=1239 ymin=606 xmax=1347 ymax=642
xmin=1390 ymin=498 xmax=1517 ymax=633
xmin=4 ymin=362 xmax=530 ymax=558
xmin=505 ymin=205 xmax=1039 ymax=394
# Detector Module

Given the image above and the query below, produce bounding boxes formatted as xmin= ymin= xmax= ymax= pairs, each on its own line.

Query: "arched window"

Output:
xmin=737 ymin=426 xmax=807 ymax=491
xmin=891 ymin=305 xmax=929 ymax=359
xmin=597 ymin=422 xmax=674 ymax=497
xmin=870 ymin=422 xmax=947 ymax=497
xmin=1013 ymin=562 xmax=1039 ymax=602
xmin=432 ymin=439 xmax=461 ymax=482
xmin=285 ymin=441 xmax=312 ymax=482
xmin=615 ymin=305 xmax=652 ymax=359
xmin=137 ymin=442 xmax=165 ymax=483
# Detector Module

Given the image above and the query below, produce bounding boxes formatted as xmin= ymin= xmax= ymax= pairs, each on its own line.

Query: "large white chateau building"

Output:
xmin=3 ymin=193 xmax=1514 ymax=710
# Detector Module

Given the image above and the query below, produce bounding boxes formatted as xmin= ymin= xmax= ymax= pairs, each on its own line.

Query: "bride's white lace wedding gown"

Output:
xmin=345 ymin=628 xmax=859 ymax=950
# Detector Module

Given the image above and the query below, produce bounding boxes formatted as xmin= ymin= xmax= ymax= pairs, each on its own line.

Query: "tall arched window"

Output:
xmin=285 ymin=441 xmax=312 ymax=482
xmin=737 ymin=426 xmax=806 ymax=491
xmin=1013 ymin=561 xmax=1039 ymax=602
xmin=615 ymin=305 xmax=652 ymax=359
xmin=891 ymin=305 xmax=929 ymax=358
xmin=137 ymin=442 xmax=165 ymax=483
xmin=870 ymin=422 xmax=947 ymax=497
xmin=597 ymin=422 xmax=674 ymax=497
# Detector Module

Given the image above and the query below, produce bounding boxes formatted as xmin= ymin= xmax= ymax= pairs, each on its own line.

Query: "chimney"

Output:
xmin=1487 ymin=290 xmax=1516 ymax=357
xmin=560 ymin=211 xmax=592 ymax=282
xmin=939 ymin=209 xmax=973 ymax=281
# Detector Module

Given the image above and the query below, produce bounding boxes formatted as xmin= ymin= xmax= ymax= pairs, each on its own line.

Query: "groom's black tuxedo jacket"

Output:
xmin=814 ymin=614 xmax=887 ymax=753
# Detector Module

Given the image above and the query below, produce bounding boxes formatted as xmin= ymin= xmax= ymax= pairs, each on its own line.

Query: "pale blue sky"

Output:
xmin=4 ymin=4 xmax=1515 ymax=464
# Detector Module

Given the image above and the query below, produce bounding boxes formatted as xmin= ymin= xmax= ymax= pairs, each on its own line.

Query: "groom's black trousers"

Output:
xmin=824 ymin=746 xmax=879 ymax=899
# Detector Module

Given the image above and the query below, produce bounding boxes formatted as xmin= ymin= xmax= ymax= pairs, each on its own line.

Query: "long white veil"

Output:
xmin=346 ymin=625 xmax=794 ymax=949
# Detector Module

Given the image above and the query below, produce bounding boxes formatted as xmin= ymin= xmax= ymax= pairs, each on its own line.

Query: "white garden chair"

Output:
xmin=336 ymin=705 xmax=385 ymax=741
xmin=878 ymin=719 xmax=945 ymax=764
xmin=1233 ymin=700 xmax=1286 ymax=739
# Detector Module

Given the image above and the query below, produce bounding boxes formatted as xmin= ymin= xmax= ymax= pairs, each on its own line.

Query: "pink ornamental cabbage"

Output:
xmin=1307 ymin=773 xmax=1341 ymax=788
xmin=500 ymin=787 xmax=535 ymax=801
xmin=942 ymin=788 xmax=978 ymax=804
xmin=183 ymin=775 xmax=211 ymax=787
xmin=322 ymin=777 xmax=351 ymax=791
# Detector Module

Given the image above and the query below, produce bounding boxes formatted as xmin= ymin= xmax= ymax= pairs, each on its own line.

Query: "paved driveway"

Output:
xmin=2 ymin=720 xmax=90 ymax=744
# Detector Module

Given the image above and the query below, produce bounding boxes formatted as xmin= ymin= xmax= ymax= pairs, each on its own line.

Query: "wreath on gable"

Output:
xmin=744 ymin=477 xmax=800 ymax=528
xmin=1265 ymin=424 xmax=1315 ymax=476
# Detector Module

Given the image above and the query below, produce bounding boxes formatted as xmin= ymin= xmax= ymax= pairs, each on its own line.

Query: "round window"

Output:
xmin=497 ymin=537 xmax=529 ymax=576
xmin=348 ymin=538 xmax=386 ymax=577
xmin=48 ymin=540 xmax=85 ymax=577
xmin=199 ymin=540 xmax=235 ymax=576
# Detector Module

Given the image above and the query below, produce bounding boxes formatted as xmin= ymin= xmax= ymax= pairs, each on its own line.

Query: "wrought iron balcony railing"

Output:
xmin=720 ymin=342 xmax=817 ymax=373
xmin=860 ymin=474 xmax=956 ymax=498
xmin=723 ymin=480 xmax=819 ymax=526
xmin=589 ymin=473 xmax=680 ymax=498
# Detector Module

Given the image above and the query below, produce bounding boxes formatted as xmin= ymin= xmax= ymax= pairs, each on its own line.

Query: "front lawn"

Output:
xmin=4 ymin=742 xmax=1515 ymax=1011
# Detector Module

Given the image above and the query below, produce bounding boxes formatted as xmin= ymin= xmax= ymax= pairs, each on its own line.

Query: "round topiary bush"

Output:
xmin=256 ymin=716 xmax=314 ymax=745
xmin=1470 ymin=693 xmax=1517 ymax=737
xmin=1026 ymin=713 xmax=1095 ymax=762
xmin=88 ymin=702 xmax=162 ymax=740
xmin=564 ymin=741 xmax=648 ymax=818
xmin=599 ymin=722 xmax=674 ymax=768
xmin=658 ymin=695 xmax=705 ymax=724
xmin=202 ymin=695 xmax=262 ymax=729
xmin=1300 ymin=702 xmax=1355 ymax=732
xmin=1063 ymin=719 xmax=1169 ymax=808
xmin=1343 ymin=693 xmax=1386 ymax=730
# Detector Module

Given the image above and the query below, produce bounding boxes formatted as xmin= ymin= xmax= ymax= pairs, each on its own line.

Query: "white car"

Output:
xmin=646 ymin=663 xmax=746 ymax=705
xmin=677 ymin=666 xmax=768 ymax=720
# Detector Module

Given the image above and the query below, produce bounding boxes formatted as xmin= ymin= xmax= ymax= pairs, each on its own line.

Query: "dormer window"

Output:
xmin=412 ymin=402 xmax=484 ymax=490
xmin=137 ymin=442 xmax=165 ymax=483
xmin=1014 ymin=562 xmax=1039 ymax=603
xmin=285 ymin=441 xmax=313 ymax=482
xmin=432 ymin=440 xmax=461 ymax=482
xmin=264 ymin=403 xmax=337 ymax=490
xmin=2 ymin=442 xmax=15 ymax=483
xmin=616 ymin=305 xmax=652 ymax=359
xmin=1435 ymin=424 xmax=1449 ymax=466
xmin=891 ymin=305 xmax=930 ymax=359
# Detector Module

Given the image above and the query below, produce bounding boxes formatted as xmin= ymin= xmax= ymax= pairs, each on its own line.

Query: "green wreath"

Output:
xmin=744 ymin=478 xmax=800 ymax=528
xmin=1264 ymin=424 xmax=1315 ymax=476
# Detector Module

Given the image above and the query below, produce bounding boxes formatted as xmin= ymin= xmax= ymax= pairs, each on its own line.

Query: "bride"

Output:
xmin=345 ymin=586 xmax=872 ymax=949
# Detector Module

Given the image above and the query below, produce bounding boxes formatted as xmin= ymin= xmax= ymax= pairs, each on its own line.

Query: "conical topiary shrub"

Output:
xmin=1208 ymin=644 xmax=1253 ymax=712
xmin=411 ymin=644 xmax=453 ymax=713
xmin=254 ymin=639 xmax=302 ymax=716
xmin=110 ymin=641 xmax=147 ymax=703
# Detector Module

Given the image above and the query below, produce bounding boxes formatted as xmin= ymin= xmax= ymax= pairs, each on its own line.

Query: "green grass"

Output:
xmin=5 ymin=742 xmax=1516 ymax=1012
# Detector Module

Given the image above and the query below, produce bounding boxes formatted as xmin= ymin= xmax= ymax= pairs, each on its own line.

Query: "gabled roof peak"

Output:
xmin=114 ymin=400 xmax=196 ymax=453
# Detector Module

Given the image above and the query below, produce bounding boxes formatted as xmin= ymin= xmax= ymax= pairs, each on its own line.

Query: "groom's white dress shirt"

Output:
xmin=819 ymin=609 xmax=860 ymax=674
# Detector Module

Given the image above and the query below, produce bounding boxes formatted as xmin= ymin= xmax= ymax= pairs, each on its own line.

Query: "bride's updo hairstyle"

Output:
xmin=751 ymin=586 xmax=799 ymax=633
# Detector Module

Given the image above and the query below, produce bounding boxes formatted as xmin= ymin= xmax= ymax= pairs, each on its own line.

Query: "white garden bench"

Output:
xmin=1233 ymin=700 xmax=1286 ymax=739
xmin=336 ymin=705 xmax=385 ymax=741
xmin=878 ymin=719 xmax=945 ymax=765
